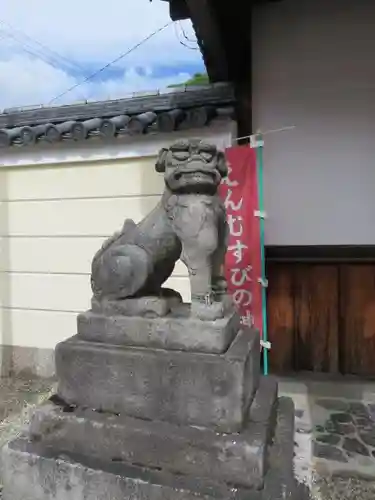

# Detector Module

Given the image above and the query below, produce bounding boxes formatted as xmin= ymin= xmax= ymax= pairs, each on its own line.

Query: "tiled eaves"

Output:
xmin=0 ymin=83 xmax=235 ymax=149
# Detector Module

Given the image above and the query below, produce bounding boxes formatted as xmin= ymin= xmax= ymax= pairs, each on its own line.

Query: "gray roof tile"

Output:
xmin=0 ymin=83 xmax=235 ymax=148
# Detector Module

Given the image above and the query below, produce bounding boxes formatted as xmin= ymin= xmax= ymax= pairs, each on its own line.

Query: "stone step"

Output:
xmin=28 ymin=376 xmax=278 ymax=490
xmin=2 ymin=397 xmax=301 ymax=500
xmin=2 ymin=437 xmax=254 ymax=500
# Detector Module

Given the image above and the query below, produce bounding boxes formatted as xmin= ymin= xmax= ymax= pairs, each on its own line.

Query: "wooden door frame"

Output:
xmin=266 ymin=245 xmax=375 ymax=263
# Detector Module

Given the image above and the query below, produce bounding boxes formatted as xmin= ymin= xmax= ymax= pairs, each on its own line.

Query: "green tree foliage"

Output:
xmin=168 ymin=72 xmax=209 ymax=88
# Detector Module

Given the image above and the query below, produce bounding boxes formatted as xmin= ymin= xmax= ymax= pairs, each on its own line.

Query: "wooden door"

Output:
xmin=267 ymin=262 xmax=339 ymax=374
xmin=266 ymin=263 xmax=294 ymax=373
xmin=267 ymin=262 xmax=375 ymax=376
xmin=339 ymin=264 xmax=375 ymax=376
xmin=293 ymin=264 xmax=339 ymax=373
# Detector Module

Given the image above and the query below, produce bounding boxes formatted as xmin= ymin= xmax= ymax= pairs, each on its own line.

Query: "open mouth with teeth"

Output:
xmin=174 ymin=169 xmax=217 ymax=182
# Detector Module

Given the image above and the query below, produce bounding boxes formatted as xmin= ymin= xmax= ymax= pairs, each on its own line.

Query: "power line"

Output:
xmin=174 ymin=22 xmax=199 ymax=50
xmin=178 ymin=21 xmax=197 ymax=44
xmin=0 ymin=29 xmax=9 ymax=42
xmin=48 ymin=21 xmax=173 ymax=105
xmin=0 ymin=19 xmax=85 ymax=74
xmin=1 ymin=29 xmax=69 ymax=70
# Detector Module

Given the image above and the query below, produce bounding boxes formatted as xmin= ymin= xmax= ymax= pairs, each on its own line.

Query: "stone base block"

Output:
xmin=55 ymin=328 xmax=260 ymax=432
xmin=2 ymin=398 xmax=305 ymax=500
xmin=91 ymin=288 xmax=182 ymax=318
xmin=29 ymin=377 xmax=278 ymax=489
xmin=77 ymin=303 xmax=240 ymax=354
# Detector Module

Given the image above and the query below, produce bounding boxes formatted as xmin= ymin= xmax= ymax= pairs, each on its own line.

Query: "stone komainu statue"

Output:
xmin=90 ymin=138 xmax=229 ymax=320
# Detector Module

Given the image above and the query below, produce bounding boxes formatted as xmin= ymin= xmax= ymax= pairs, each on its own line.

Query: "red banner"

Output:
xmin=219 ymin=146 xmax=263 ymax=335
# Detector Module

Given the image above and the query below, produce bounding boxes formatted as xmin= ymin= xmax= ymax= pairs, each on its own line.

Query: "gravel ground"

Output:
xmin=0 ymin=377 xmax=55 ymax=498
xmin=311 ymin=474 xmax=375 ymax=500
xmin=0 ymin=377 xmax=55 ymax=457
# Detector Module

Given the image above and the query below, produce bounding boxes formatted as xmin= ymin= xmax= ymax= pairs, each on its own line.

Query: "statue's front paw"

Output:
xmin=190 ymin=299 xmax=225 ymax=321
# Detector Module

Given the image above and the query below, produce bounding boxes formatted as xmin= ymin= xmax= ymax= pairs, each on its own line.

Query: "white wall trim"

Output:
xmin=0 ymin=119 xmax=237 ymax=169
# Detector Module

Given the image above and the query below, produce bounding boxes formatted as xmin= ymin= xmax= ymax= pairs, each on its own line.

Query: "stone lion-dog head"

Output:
xmin=155 ymin=138 xmax=228 ymax=194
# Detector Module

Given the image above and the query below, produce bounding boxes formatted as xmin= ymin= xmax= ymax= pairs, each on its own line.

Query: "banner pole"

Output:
xmin=254 ymin=135 xmax=269 ymax=376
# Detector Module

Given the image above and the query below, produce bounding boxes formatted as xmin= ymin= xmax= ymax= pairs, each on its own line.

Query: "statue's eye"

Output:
xmin=172 ymin=150 xmax=190 ymax=161
xmin=200 ymin=151 xmax=214 ymax=161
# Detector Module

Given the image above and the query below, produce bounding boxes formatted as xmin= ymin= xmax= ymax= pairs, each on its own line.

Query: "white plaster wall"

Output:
xmin=252 ymin=0 xmax=375 ymax=245
xmin=0 ymin=122 xmax=235 ymax=350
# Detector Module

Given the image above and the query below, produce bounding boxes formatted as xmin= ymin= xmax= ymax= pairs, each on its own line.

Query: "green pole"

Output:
xmin=254 ymin=134 xmax=269 ymax=376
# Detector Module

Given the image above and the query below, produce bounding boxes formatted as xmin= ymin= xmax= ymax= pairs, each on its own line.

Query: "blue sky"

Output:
xmin=0 ymin=0 xmax=205 ymax=109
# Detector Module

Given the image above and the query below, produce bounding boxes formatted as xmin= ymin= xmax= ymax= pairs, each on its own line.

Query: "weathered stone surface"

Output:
xmin=342 ymin=437 xmax=370 ymax=457
xmin=2 ymin=396 xmax=303 ymax=500
xmin=262 ymin=397 xmax=311 ymax=500
xmin=77 ymin=304 xmax=240 ymax=354
xmin=368 ymin=403 xmax=375 ymax=419
xmin=325 ymin=420 xmax=355 ymax=435
xmin=316 ymin=434 xmax=341 ymax=446
xmin=249 ymin=376 xmax=277 ymax=424
xmin=55 ymin=328 xmax=260 ymax=432
xmin=313 ymin=442 xmax=348 ymax=463
xmin=354 ymin=416 xmax=373 ymax=430
xmin=91 ymin=290 xmax=182 ymax=318
xmin=349 ymin=402 xmax=369 ymax=418
xmin=330 ymin=413 xmax=353 ymax=424
xmin=1 ymin=438 xmax=255 ymax=500
xmin=359 ymin=430 xmax=375 ymax=448
xmin=316 ymin=399 xmax=349 ymax=412
xmin=90 ymin=139 xmax=230 ymax=321
xmin=28 ymin=390 xmax=274 ymax=489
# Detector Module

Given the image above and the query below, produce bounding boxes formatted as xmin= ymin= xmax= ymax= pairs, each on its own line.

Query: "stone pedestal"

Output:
xmin=55 ymin=328 xmax=258 ymax=432
xmin=77 ymin=302 xmax=239 ymax=354
xmin=1 ymin=306 xmax=303 ymax=500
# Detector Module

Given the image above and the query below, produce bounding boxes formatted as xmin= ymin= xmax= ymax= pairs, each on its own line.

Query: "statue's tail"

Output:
xmin=91 ymin=219 xmax=137 ymax=267
xmin=91 ymin=243 xmax=150 ymax=300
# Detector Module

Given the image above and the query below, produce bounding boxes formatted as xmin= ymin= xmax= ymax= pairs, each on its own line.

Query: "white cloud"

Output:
xmin=0 ymin=0 xmax=204 ymax=109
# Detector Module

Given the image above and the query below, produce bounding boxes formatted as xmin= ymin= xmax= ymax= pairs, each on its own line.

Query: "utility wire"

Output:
xmin=178 ymin=21 xmax=196 ymax=44
xmin=47 ymin=21 xmax=173 ymax=105
xmin=0 ymin=30 xmax=9 ymax=42
xmin=0 ymin=19 xmax=85 ymax=74
xmin=1 ymin=30 xmax=68 ymax=70
xmin=174 ymin=22 xmax=199 ymax=50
